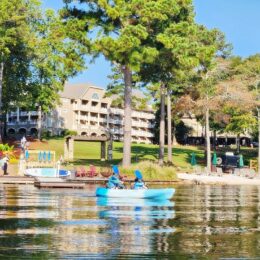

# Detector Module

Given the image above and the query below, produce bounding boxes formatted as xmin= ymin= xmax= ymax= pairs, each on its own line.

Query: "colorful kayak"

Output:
xmin=25 ymin=168 xmax=71 ymax=177
xmin=96 ymin=187 xmax=175 ymax=200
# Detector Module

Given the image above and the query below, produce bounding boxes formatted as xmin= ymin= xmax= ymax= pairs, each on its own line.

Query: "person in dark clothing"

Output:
xmin=2 ymin=156 xmax=9 ymax=175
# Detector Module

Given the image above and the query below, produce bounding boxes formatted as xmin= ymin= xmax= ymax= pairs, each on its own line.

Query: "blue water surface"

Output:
xmin=0 ymin=184 xmax=260 ymax=259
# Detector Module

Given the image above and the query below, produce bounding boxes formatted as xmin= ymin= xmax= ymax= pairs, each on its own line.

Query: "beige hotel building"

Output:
xmin=6 ymin=83 xmax=155 ymax=144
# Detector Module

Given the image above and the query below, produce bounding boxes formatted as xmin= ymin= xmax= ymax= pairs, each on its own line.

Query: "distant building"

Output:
xmin=6 ymin=83 xmax=155 ymax=144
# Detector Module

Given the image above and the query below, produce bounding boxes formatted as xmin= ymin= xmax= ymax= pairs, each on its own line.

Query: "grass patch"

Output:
xmin=27 ymin=138 xmax=259 ymax=176
xmin=119 ymin=161 xmax=177 ymax=181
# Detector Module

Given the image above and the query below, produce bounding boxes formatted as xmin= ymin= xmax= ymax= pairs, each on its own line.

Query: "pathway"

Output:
xmin=178 ymin=173 xmax=260 ymax=185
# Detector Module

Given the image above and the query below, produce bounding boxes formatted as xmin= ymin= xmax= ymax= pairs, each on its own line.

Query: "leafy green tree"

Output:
xmin=64 ymin=0 xmax=199 ymax=166
xmin=28 ymin=9 xmax=87 ymax=139
xmin=193 ymin=51 xmax=232 ymax=171
xmin=0 ymin=1 xmax=87 ymax=140
xmin=226 ymin=55 xmax=260 ymax=173
xmin=0 ymin=0 xmax=41 ymax=137
xmin=140 ymin=25 xmax=224 ymax=165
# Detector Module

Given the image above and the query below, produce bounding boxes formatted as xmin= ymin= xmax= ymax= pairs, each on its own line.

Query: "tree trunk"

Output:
xmin=258 ymin=108 xmax=260 ymax=176
xmin=3 ymin=111 xmax=7 ymax=138
xmin=0 ymin=62 xmax=4 ymax=141
xmin=236 ymin=133 xmax=240 ymax=154
xmin=172 ymin=121 xmax=177 ymax=145
xmin=167 ymin=91 xmax=172 ymax=164
xmin=205 ymin=107 xmax=211 ymax=172
xmin=213 ymin=130 xmax=217 ymax=151
xmin=37 ymin=105 xmax=42 ymax=140
xmin=122 ymin=65 xmax=132 ymax=167
xmin=159 ymin=83 xmax=165 ymax=166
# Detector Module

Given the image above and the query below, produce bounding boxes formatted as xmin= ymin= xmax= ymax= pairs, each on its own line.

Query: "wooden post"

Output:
xmin=68 ymin=138 xmax=74 ymax=160
xmin=64 ymin=139 xmax=69 ymax=160
xmin=107 ymin=134 xmax=113 ymax=161
xmin=101 ymin=141 xmax=106 ymax=161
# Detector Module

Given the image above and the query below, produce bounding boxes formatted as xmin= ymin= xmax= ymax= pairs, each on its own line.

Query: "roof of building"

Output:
xmin=60 ymin=83 xmax=104 ymax=99
xmin=60 ymin=82 xmax=154 ymax=111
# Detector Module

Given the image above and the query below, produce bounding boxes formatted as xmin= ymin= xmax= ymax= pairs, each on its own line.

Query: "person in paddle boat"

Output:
xmin=132 ymin=170 xmax=147 ymax=190
xmin=106 ymin=172 xmax=125 ymax=189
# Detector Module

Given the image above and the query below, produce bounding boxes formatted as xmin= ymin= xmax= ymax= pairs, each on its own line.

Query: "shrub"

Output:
xmin=120 ymin=161 xmax=177 ymax=181
xmin=42 ymin=130 xmax=52 ymax=139
xmin=60 ymin=129 xmax=77 ymax=137
xmin=0 ymin=144 xmax=17 ymax=159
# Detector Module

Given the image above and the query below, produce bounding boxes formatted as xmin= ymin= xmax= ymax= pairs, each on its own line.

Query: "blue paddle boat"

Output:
xmin=96 ymin=187 xmax=175 ymax=200
xmin=97 ymin=167 xmax=175 ymax=200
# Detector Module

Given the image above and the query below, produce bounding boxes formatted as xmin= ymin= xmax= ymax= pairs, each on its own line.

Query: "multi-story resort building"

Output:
xmin=6 ymin=83 xmax=155 ymax=144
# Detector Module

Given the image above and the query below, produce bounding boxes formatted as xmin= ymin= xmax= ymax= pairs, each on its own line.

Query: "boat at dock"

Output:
xmin=25 ymin=168 xmax=71 ymax=178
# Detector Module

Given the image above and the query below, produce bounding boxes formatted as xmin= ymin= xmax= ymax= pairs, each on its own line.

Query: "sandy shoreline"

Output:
xmin=177 ymin=173 xmax=260 ymax=185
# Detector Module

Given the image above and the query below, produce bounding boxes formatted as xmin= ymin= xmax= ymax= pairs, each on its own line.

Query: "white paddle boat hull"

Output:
xmin=25 ymin=168 xmax=71 ymax=177
xmin=96 ymin=187 xmax=175 ymax=200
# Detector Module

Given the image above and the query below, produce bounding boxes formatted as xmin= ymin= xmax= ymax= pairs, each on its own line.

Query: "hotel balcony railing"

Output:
xmin=99 ymin=117 xmax=107 ymax=123
xmin=7 ymin=120 xmax=38 ymax=126
xmin=9 ymin=111 xmax=38 ymax=117
xmin=111 ymin=129 xmax=123 ymax=134
xmin=79 ymin=125 xmax=99 ymax=130
xmin=79 ymin=105 xmax=89 ymax=111
xmin=110 ymin=108 xmax=124 ymax=115
xmin=109 ymin=119 xmax=123 ymax=125
xmin=131 ymin=130 xmax=154 ymax=137
xmin=89 ymin=107 xmax=100 ymax=112
xmin=20 ymin=112 xmax=28 ymax=116
xmin=132 ymin=111 xmax=155 ymax=120
xmin=132 ymin=121 xmax=151 ymax=128
xmin=90 ymin=117 xmax=98 ymax=121
xmin=100 ymin=108 xmax=108 ymax=113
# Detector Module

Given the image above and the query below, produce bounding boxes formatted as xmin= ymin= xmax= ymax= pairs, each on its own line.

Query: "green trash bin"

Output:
xmin=191 ymin=152 xmax=197 ymax=166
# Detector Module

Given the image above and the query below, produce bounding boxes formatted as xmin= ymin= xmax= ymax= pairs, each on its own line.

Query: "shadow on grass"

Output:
xmin=70 ymin=159 xmax=122 ymax=167
xmin=173 ymin=146 xmax=205 ymax=165
xmin=114 ymin=145 xmax=159 ymax=161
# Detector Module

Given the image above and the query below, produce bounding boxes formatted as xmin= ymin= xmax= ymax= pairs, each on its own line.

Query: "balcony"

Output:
xmin=110 ymin=108 xmax=124 ymax=115
xmin=100 ymin=108 xmax=108 ymax=113
xmin=9 ymin=112 xmax=17 ymax=116
xmin=30 ymin=111 xmax=38 ymax=116
xmin=89 ymin=106 xmax=100 ymax=112
xmin=79 ymin=105 xmax=89 ymax=111
xmin=131 ymin=130 xmax=154 ymax=137
xmin=111 ymin=129 xmax=123 ymax=135
xmin=7 ymin=121 xmax=17 ymax=126
xmin=99 ymin=117 xmax=107 ymax=123
xmin=132 ymin=111 xmax=155 ymax=120
xmin=90 ymin=117 xmax=98 ymax=122
xmin=20 ymin=112 xmax=29 ymax=116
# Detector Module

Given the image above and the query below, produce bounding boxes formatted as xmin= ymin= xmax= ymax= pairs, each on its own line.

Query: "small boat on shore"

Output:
xmin=25 ymin=168 xmax=71 ymax=178
xmin=96 ymin=187 xmax=175 ymax=200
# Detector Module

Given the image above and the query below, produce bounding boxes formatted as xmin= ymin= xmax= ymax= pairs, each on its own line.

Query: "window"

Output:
xmin=92 ymin=93 xmax=99 ymax=100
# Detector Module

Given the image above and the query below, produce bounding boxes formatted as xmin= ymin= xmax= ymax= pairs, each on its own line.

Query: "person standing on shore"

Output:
xmin=2 ymin=156 xmax=9 ymax=175
xmin=21 ymin=136 xmax=27 ymax=152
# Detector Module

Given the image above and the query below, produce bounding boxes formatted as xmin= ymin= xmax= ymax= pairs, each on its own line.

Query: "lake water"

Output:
xmin=1 ymin=184 xmax=260 ymax=259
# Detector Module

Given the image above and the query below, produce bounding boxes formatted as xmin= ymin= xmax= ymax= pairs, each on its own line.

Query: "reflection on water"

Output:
xmin=1 ymin=184 xmax=260 ymax=259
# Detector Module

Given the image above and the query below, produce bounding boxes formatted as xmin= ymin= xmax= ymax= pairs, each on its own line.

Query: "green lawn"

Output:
xmin=34 ymin=137 xmax=204 ymax=169
xmin=32 ymin=137 xmax=258 ymax=170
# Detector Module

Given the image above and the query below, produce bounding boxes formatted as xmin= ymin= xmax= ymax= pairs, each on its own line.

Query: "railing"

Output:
xmin=99 ymin=117 xmax=107 ymax=123
xmin=131 ymin=130 xmax=154 ymax=137
xmin=110 ymin=108 xmax=124 ymax=115
xmin=100 ymin=108 xmax=108 ymax=113
xmin=20 ymin=112 xmax=28 ymax=116
xmin=90 ymin=117 xmax=98 ymax=121
xmin=89 ymin=107 xmax=100 ymax=112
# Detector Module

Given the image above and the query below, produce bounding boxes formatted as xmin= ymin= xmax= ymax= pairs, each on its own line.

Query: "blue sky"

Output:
xmin=43 ymin=0 xmax=260 ymax=88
